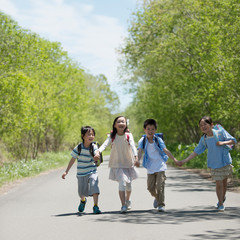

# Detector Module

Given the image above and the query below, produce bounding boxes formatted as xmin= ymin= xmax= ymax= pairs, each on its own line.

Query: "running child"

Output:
xmin=177 ymin=116 xmax=237 ymax=211
xmin=95 ymin=116 xmax=139 ymax=213
xmin=62 ymin=126 xmax=101 ymax=214
xmin=137 ymin=119 xmax=178 ymax=212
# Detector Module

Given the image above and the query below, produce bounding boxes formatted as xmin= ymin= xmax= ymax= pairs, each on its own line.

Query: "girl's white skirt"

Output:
xmin=109 ymin=167 xmax=139 ymax=183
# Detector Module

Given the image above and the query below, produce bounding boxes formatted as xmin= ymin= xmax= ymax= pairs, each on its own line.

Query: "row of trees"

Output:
xmin=120 ymin=0 xmax=240 ymax=144
xmin=0 ymin=12 xmax=119 ymax=162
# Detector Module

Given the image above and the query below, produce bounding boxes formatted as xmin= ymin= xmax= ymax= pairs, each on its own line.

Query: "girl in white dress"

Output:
xmin=96 ymin=116 xmax=139 ymax=213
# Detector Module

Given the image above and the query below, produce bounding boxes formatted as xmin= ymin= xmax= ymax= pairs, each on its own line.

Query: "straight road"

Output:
xmin=0 ymin=156 xmax=239 ymax=240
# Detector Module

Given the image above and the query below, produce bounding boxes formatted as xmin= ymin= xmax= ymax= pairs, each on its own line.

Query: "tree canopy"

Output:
xmin=120 ymin=0 xmax=240 ymax=143
xmin=0 ymin=12 xmax=119 ymax=162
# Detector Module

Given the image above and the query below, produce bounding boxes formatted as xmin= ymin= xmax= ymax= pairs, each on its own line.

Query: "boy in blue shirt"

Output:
xmin=137 ymin=119 xmax=178 ymax=212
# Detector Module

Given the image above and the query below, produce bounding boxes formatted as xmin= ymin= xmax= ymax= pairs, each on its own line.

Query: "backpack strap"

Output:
xmin=212 ymin=129 xmax=219 ymax=143
xmin=142 ymin=133 xmax=163 ymax=149
xmin=142 ymin=135 xmax=146 ymax=149
xmin=89 ymin=142 xmax=95 ymax=157
xmin=77 ymin=143 xmax=82 ymax=154
xmin=125 ymin=132 xmax=130 ymax=144
xmin=90 ymin=142 xmax=103 ymax=167
xmin=201 ymin=135 xmax=207 ymax=148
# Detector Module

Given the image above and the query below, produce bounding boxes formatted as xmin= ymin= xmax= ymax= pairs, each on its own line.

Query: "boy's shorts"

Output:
xmin=77 ymin=172 xmax=100 ymax=198
xmin=211 ymin=164 xmax=232 ymax=181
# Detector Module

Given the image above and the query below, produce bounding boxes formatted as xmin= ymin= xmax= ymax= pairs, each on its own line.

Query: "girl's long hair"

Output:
xmin=110 ymin=116 xmax=128 ymax=139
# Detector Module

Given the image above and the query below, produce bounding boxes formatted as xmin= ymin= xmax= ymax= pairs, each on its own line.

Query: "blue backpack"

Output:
xmin=202 ymin=124 xmax=234 ymax=151
xmin=142 ymin=133 xmax=164 ymax=149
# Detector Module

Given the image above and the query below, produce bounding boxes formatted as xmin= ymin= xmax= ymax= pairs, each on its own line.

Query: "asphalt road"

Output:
xmin=0 ymin=156 xmax=240 ymax=240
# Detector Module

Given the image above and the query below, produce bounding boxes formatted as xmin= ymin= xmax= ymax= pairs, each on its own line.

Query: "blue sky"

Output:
xmin=0 ymin=0 xmax=140 ymax=111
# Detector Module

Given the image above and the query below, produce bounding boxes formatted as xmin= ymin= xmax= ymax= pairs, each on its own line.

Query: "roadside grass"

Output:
xmin=1 ymin=143 xmax=238 ymax=189
xmin=168 ymin=143 xmax=240 ymax=179
xmin=0 ymin=151 xmax=69 ymax=188
xmin=0 ymin=149 xmax=111 ymax=188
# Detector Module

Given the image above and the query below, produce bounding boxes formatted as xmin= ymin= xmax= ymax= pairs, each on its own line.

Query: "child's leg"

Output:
xmin=147 ymin=173 xmax=157 ymax=198
xmin=216 ymin=180 xmax=224 ymax=205
xmin=216 ymin=178 xmax=228 ymax=205
xmin=223 ymin=178 xmax=228 ymax=199
xmin=119 ymin=181 xmax=132 ymax=205
xmin=156 ymin=171 xmax=166 ymax=207
xmin=81 ymin=196 xmax=86 ymax=201
xmin=126 ymin=182 xmax=132 ymax=201
xmin=119 ymin=191 xmax=126 ymax=206
xmin=119 ymin=179 xmax=126 ymax=206
xmin=93 ymin=193 xmax=99 ymax=206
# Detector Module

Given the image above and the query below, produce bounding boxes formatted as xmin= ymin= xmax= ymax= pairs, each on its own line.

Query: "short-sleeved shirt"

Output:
xmin=71 ymin=143 xmax=98 ymax=177
xmin=145 ymin=142 xmax=167 ymax=174
xmin=194 ymin=129 xmax=237 ymax=169
xmin=138 ymin=136 xmax=168 ymax=171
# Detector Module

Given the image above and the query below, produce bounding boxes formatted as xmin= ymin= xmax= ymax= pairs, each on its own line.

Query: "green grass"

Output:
xmin=0 ymin=151 xmax=70 ymax=187
xmin=0 ymin=148 xmax=112 ymax=188
xmin=1 ymin=143 xmax=238 ymax=188
xmin=168 ymin=143 xmax=240 ymax=179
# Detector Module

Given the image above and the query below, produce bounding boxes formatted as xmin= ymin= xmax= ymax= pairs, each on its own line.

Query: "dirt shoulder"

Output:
xmin=180 ymin=167 xmax=240 ymax=193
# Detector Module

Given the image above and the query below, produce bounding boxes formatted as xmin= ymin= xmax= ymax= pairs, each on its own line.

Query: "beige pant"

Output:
xmin=147 ymin=171 xmax=166 ymax=207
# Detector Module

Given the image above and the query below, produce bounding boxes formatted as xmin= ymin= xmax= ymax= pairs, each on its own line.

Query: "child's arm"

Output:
xmin=94 ymin=136 xmax=111 ymax=160
xmin=97 ymin=136 xmax=111 ymax=153
xmin=178 ymin=152 xmax=198 ymax=166
xmin=134 ymin=148 xmax=141 ymax=167
xmin=216 ymin=139 xmax=235 ymax=146
xmin=163 ymin=148 xmax=178 ymax=165
xmin=62 ymin=157 xmax=76 ymax=179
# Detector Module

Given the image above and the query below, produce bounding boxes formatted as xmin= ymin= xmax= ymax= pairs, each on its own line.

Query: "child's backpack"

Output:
xmin=77 ymin=142 xmax=103 ymax=166
xmin=142 ymin=133 xmax=164 ymax=149
xmin=202 ymin=124 xmax=234 ymax=151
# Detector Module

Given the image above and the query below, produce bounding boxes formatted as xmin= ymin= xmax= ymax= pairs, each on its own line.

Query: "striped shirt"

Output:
xmin=71 ymin=143 xmax=98 ymax=177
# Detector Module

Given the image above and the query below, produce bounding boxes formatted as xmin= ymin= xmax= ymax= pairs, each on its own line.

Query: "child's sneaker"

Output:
xmin=217 ymin=205 xmax=225 ymax=212
xmin=216 ymin=196 xmax=226 ymax=208
xmin=78 ymin=198 xmax=87 ymax=212
xmin=121 ymin=205 xmax=127 ymax=213
xmin=153 ymin=198 xmax=158 ymax=208
xmin=93 ymin=205 xmax=101 ymax=214
xmin=126 ymin=200 xmax=132 ymax=210
xmin=157 ymin=206 xmax=165 ymax=212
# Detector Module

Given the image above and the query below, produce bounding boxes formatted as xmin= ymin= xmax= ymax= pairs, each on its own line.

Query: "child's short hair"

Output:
xmin=199 ymin=116 xmax=213 ymax=125
xmin=143 ymin=119 xmax=157 ymax=129
xmin=81 ymin=126 xmax=95 ymax=141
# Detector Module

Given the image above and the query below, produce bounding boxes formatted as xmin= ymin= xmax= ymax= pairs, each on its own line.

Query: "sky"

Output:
xmin=0 ymin=0 xmax=140 ymax=111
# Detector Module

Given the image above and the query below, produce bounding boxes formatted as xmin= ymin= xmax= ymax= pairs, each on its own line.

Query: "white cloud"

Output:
xmin=0 ymin=0 xmax=133 ymax=110
xmin=0 ymin=0 xmax=17 ymax=16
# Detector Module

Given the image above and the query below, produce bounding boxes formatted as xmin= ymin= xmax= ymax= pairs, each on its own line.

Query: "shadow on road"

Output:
xmin=166 ymin=169 xmax=215 ymax=192
xmin=53 ymin=206 xmax=240 ymax=225
xmin=188 ymin=228 xmax=240 ymax=240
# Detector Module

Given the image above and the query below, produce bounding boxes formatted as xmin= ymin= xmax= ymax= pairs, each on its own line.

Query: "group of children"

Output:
xmin=62 ymin=116 xmax=237 ymax=214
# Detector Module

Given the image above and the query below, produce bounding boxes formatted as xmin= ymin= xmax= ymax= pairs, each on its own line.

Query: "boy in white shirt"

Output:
xmin=137 ymin=119 xmax=178 ymax=211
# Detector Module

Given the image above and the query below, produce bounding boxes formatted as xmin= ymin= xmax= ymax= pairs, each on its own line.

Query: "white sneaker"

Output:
xmin=157 ymin=206 xmax=165 ymax=212
xmin=126 ymin=200 xmax=132 ymax=210
xmin=121 ymin=205 xmax=127 ymax=213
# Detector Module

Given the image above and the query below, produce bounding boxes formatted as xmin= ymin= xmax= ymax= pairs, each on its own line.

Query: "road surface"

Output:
xmin=0 ymin=156 xmax=239 ymax=240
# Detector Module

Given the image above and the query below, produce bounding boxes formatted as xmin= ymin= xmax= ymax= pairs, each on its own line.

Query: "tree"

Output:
xmin=120 ymin=0 xmax=240 ymax=143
